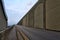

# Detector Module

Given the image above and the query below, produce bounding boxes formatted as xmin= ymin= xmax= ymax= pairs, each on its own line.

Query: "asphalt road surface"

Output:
xmin=15 ymin=25 xmax=60 ymax=40
xmin=3 ymin=27 xmax=17 ymax=40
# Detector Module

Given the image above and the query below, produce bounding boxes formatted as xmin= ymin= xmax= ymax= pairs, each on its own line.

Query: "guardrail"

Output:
xmin=0 ymin=26 xmax=13 ymax=40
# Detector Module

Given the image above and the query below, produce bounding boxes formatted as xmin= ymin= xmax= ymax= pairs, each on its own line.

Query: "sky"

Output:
xmin=3 ymin=0 xmax=38 ymax=26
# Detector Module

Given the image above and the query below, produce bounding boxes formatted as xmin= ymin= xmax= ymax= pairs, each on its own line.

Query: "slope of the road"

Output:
xmin=15 ymin=25 xmax=60 ymax=40
xmin=3 ymin=26 xmax=23 ymax=40
xmin=3 ymin=27 xmax=17 ymax=40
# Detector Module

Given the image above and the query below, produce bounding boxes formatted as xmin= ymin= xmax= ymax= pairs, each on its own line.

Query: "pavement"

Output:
xmin=15 ymin=25 xmax=60 ymax=40
xmin=2 ymin=25 xmax=29 ymax=40
xmin=1 ymin=25 xmax=60 ymax=40
xmin=3 ymin=27 xmax=17 ymax=40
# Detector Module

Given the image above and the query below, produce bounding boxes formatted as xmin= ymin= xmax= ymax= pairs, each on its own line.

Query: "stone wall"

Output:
xmin=0 ymin=3 xmax=7 ymax=31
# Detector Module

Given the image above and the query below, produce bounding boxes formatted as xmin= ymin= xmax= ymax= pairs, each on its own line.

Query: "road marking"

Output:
xmin=15 ymin=27 xmax=29 ymax=40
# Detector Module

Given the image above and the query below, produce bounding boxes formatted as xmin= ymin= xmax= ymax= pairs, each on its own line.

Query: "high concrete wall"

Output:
xmin=19 ymin=2 xmax=44 ymax=28
xmin=34 ymin=3 xmax=43 ymax=28
xmin=22 ymin=15 xmax=28 ymax=26
xmin=18 ymin=0 xmax=60 ymax=31
xmin=46 ymin=0 xmax=60 ymax=30
xmin=0 ymin=4 xmax=7 ymax=31
xmin=28 ymin=10 xmax=34 ymax=27
xmin=22 ymin=10 xmax=34 ymax=27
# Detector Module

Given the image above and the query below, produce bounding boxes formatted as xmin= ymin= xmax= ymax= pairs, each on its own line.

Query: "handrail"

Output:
xmin=0 ymin=26 xmax=13 ymax=33
xmin=0 ymin=28 xmax=9 ymax=33
xmin=0 ymin=26 xmax=13 ymax=40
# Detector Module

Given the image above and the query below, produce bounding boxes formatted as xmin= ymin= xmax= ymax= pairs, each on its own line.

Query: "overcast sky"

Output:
xmin=3 ymin=0 xmax=38 ymax=26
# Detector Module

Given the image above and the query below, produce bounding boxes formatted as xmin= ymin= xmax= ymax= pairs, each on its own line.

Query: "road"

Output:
xmin=3 ymin=26 xmax=17 ymax=40
xmin=15 ymin=25 xmax=60 ymax=40
xmin=3 ymin=26 xmax=23 ymax=40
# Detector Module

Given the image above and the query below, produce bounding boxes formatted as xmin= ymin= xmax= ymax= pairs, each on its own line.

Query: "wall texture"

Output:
xmin=0 ymin=4 xmax=7 ymax=31
xmin=22 ymin=15 xmax=27 ymax=26
xmin=34 ymin=3 xmax=43 ymax=28
xmin=18 ymin=2 xmax=44 ymax=28
xmin=46 ymin=0 xmax=60 ymax=30
xmin=22 ymin=9 xmax=34 ymax=27
xmin=18 ymin=0 xmax=60 ymax=31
